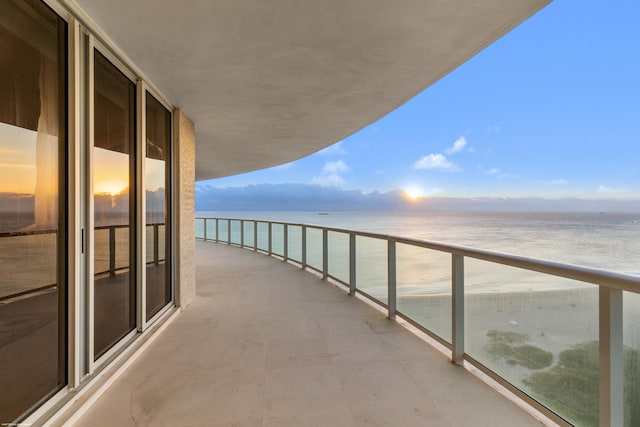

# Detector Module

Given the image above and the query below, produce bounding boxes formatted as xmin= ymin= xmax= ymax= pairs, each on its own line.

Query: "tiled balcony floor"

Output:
xmin=71 ymin=241 xmax=546 ymax=426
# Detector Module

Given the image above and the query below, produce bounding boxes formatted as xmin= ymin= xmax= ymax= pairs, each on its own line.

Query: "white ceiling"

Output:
xmin=73 ymin=0 xmax=550 ymax=181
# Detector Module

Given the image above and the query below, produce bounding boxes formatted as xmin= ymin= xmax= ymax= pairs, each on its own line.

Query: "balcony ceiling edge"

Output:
xmin=74 ymin=0 xmax=551 ymax=181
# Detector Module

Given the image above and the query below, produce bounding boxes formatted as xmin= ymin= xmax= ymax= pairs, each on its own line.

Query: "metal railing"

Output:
xmin=196 ymin=216 xmax=640 ymax=427
xmin=0 ymin=223 xmax=165 ymax=300
xmin=93 ymin=223 xmax=165 ymax=276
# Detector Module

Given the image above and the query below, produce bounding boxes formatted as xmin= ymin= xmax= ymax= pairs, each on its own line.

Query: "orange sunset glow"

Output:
xmin=93 ymin=148 xmax=129 ymax=197
xmin=0 ymin=123 xmax=37 ymax=194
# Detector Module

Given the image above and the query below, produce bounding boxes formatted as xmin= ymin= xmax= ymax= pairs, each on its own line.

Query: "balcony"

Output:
xmin=66 ymin=239 xmax=544 ymax=426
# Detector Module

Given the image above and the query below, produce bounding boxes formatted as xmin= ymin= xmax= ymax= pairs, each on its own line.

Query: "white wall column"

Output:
xmin=174 ymin=109 xmax=195 ymax=309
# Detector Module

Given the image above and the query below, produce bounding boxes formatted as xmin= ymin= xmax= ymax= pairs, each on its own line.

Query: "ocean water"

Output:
xmin=197 ymin=211 xmax=640 ymax=276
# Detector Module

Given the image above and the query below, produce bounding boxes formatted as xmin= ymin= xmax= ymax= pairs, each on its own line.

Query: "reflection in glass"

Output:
xmin=94 ymin=51 xmax=136 ymax=358
xmin=0 ymin=0 xmax=66 ymax=421
xmin=145 ymin=93 xmax=170 ymax=320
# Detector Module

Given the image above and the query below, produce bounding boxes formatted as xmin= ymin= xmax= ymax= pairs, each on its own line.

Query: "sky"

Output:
xmin=197 ymin=0 xmax=640 ymax=202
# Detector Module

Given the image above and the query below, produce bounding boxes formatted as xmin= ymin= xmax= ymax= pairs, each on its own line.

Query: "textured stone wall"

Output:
xmin=174 ymin=109 xmax=195 ymax=308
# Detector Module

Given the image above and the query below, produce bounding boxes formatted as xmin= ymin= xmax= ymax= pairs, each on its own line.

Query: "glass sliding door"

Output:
xmin=0 ymin=0 xmax=66 ymax=421
xmin=93 ymin=51 xmax=136 ymax=358
xmin=145 ymin=93 xmax=171 ymax=320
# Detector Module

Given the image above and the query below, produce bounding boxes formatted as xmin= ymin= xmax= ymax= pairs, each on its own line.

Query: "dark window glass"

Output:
xmin=0 ymin=0 xmax=66 ymax=421
xmin=145 ymin=93 xmax=171 ymax=319
xmin=94 ymin=51 xmax=135 ymax=358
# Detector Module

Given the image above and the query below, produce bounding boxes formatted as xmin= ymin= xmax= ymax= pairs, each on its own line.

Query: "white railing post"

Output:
xmin=322 ymin=229 xmax=328 ymax=280
xmin=387 ymin=239 xmax=396 ymax=320
xmin=349 ymin=233 xmax=356 ymax=295
xmin=599 ymin=286 xmax=623 ymax=427
xmin=302 ymin=225 xmax=307 ymax=269
xmin=227 ymin=219 xmax=231 ymax=245
xmin=109 ymin=226 xmax=116 ymax=276
xmin=240 ymin=220 xmax=244 ymax=247
xmin=268 ymin=222 xmax=273 ymax=255
xmin=452 ymin=254 xmax=465 ymax=364
xmin=253 ymin=221 xmax=257 ymax=251
xmin=203 ymin=218 xmax=207 ymax=241
xmin=153 ymin=223 xmax=159 ymax=264
xmin=215 ymin=218 xmax=219 ymax=243
xmin=284 ymin=224 xmax=288 ymax=261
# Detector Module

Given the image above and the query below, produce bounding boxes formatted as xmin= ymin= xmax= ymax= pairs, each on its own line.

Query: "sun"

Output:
xmin=403 ymin=186 xmax=423 ymax=200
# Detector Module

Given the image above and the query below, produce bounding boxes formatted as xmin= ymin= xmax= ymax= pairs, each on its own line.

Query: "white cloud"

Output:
xmin=597 ymin=185 xmax=627 ymax=194
xmin=312 ymin=160 xmax=350 ymax=186
xmin=412 ymin=154 xmax=460 ymax=171
xmin=317 ymin=142 xmax=347 ymax=156
xmin=486 ymin=126 xmax=501 ymax=133
xmin=312 ymin=174 xmax=345 ymax=186
xmin=445 ymin=137 xmax=467 ymax=155
xmin=322 ymin=160 xmax=350 ymax=174
xmin=483 ymin=167 xmax=515 ymax=179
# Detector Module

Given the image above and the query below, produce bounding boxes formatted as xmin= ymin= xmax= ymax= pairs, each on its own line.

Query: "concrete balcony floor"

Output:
xmin=72 ymin=241 xmax=545 ymax=426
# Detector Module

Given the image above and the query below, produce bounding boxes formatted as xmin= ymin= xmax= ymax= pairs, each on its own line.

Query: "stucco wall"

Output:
xmin=174 ymin=109 xmax=195 ymax=308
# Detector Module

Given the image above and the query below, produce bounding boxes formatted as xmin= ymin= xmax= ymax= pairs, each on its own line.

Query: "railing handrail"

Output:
xmin=0 ymin=283 xmax=57 ymax=302
xmin=0 ymin=228 xmax=57 ymax=238
xmin=198 ymin=216 xmax=640 ymax=294
xmin=95 ymin=222 xmax=165 ymax=231
xmin=1 ymin=223 xmax=166 ymax=299
xmin=0 ymin=222 xmax=165 ymax=238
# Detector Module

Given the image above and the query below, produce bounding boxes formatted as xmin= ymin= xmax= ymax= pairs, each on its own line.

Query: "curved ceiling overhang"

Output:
xmin=74 ymin=0 xmax=551 ymax=181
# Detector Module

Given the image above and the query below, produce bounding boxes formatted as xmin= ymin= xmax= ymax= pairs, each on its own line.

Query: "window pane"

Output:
xmin=243 ymin=220 xmax=254 ymax=247
xmin=271 ymin=223 xmax=284 ymax=255
xmin=464 ymin=258 xmax=599 ymax=426
xmin=0 ymin=0 xmax=66 ymax=421
xmin=230 ymin=220 xmax=241 ymax=245
xmin=287 ymin=225 xmax=302 ymax=261
xmin=145 ymin=92 xmax=170 ymax=320
xmin=327 ymin=231 xmax=349 ymax=283
xmin=396 ymin=244 xmax=452 ymax=343
xmin=94 ymin=51 xmax=135 ymax=358
xmin=355 ymin=236 xmax=388 ymax=303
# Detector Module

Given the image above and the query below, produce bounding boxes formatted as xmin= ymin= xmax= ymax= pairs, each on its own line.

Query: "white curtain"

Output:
xmin=34 ymin=56 xmax=58 ymax=231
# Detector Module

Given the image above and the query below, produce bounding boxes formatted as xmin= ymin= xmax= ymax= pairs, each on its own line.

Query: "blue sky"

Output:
xmin=198 ymin=0 xmax=640 ymax=200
